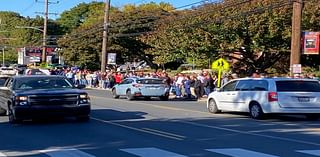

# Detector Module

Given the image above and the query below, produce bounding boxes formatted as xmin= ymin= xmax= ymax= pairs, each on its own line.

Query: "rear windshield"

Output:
xmin=136 ymin=79 xmax=164 ymax=84
xmin=276 ymin=80 xmax=320 ymax=92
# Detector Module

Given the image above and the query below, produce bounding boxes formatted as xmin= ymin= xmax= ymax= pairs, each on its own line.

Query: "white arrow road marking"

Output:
xmin=39 ymin=148 xmax=95 ymax=157
xmin=297 ymin=150 xmax=320 ymax=156
xmin=121 ymin=147 xmax=187 ymax=157
xmin=206 ymin=148 xmax=279 ymax=157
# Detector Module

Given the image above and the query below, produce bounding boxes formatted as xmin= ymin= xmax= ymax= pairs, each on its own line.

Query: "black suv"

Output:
xmin=0 ymin=75 xmax=91 ymax=123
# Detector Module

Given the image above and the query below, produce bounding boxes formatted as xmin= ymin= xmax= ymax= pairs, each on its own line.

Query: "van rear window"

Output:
xmin=276 ymin=81 xmax=320 ymax=92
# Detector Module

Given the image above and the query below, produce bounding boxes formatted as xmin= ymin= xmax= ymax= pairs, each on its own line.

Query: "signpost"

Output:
xmin=292 ymin=64 xmax=302 ymax=74
xmin=212 ymin=58 xmax=230 ymax=88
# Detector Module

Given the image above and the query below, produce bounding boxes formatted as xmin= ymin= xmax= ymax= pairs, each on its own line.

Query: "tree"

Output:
xmin=58 ymin=2 xmax=173 ymax=70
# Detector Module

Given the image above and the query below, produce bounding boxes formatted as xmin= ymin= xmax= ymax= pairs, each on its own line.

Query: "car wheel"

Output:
xmin=208 ymin=99 xmax=220 ymax=113
xmin=249 ymin=102 xmax=264 ymax=119
xmin=159 ymin=96 xmax=169 ymax=101
xmin=0 ymin=108 xmax=6 ymax=116
xmin=76 ymin=115 xmax=90 ymax=122
xmin=305 ymin=114 xmax=320 ymax=121
xmin=112 ymin=89 xmax=119 ymax=99
xmin=145 ymin=97 xmax=151 ymax=100
xmin=8 ymin=105 xmax=20 ymax=124
xmin=126 ymin=90 xmax=134 ymax=100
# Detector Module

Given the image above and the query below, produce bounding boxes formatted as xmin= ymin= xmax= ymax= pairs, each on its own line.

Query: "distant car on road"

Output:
xmin=207 ymin=78 xmax=320 ymax=120
xmin=112 ymin=77 xmax=169 ymax=101
xmin=0 ymin=67 xmax=17 ymax=75
xmin=0 ymin=75 xmax=91 ymax=123
xmin=24 ymin=68 xmax=50 ymax=75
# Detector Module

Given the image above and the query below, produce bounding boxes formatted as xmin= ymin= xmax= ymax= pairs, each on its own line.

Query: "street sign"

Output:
xmin=29 ymin=56 xmax=41 ymax=63
xmin=211 ymin=58 xmax=230 ymax=88
xmin=212 ymin=58 xmax=230 ymax=71
xmin=292 ymin=64 xmax=302 ymax=74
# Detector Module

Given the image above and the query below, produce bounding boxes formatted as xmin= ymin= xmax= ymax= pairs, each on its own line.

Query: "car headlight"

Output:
xmin=80 ymin=94 xmax=88 ymax=99
xmin=16 ymin=96 xmax=28 ymax=101
xmin=15 ymin=96 xmax=28 ymax=106
xmin=79 ymin=94 xmax=90 ymax=105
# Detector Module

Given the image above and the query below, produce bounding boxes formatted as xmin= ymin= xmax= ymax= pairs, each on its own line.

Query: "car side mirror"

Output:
xmin=75 ymin=84 xmax=86 ymax=89
xmin=214 ymin=88 xmax=220 ymax=92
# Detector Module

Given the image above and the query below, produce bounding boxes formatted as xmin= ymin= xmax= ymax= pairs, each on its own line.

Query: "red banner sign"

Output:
xmin=302 ymin=32 xmax=320 ymax=55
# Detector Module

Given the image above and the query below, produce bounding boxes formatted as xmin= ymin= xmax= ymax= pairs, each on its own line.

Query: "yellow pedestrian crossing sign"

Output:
xmin=212 ymin=58 xmax=230 ymax=71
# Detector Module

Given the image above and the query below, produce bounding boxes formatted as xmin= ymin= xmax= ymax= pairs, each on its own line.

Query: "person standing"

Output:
xmin=184 ymin=75 xmax=192 ymax=99
xmin=115 ymin=72 xmax=122 ymax=84
xmin=194 ymin=76 xmax=202 ymax=100
xmin=190 ymin=75 xmax=196 ymax=98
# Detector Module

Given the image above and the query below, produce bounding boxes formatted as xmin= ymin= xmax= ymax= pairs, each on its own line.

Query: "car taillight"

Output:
xmin=133 ymin=84 xmax=143 ymax=88
xmin=268 ymin=92 xmax=278 ymax=102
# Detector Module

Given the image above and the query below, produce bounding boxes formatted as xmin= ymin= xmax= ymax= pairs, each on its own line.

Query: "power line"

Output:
xmin=21 ymin=1 xmax=37 ymax=14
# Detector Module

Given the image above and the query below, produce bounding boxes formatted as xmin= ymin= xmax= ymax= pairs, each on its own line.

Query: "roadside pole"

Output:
xmin=290 ymin=0 xmax=303 ymax=77
xmin=2 ymin=47 xmax=4 ymax=67
xmin=217 ymin=69 xmax=222 ymax=88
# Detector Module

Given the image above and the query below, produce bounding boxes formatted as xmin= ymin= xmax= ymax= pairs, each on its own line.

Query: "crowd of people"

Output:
xmin=46 ymin=68 xmax=231 ymax=100
xmin=46 ymin=67 xmax=319 ymax=100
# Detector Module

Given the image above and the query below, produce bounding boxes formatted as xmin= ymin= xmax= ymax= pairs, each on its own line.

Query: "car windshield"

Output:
xmin=136 ymin=79 xmax=164 ymax=84
xmin=13 ymin=77 xmax=73 ymax=90
xmin=276 ymin=80 xmax=320 ymax=92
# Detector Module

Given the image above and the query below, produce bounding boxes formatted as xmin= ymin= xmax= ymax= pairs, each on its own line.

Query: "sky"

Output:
xmin=0 ymin=0 xmax=202 ymax=19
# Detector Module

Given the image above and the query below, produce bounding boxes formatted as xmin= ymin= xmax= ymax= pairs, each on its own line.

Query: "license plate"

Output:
xmin=298 ymin=97 xmax=310 ymax=102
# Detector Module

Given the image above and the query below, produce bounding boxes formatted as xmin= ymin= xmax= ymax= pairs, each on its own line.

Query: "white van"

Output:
xmin=207 ymin=78 xmax=320 ymax=119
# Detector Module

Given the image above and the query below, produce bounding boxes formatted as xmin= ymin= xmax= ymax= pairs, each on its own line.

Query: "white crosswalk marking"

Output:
xmin=297 ymin=150 xmax=320 ymax=156
xmin=39 ymin=148 xmax=95 ymax=157
xmin=0 ymin=152 xmax=6 ymax=157
xmin=206 ymin=148 xmax=279 ymax=157
xmin=121 ymin=147 xmax=187 ymax=157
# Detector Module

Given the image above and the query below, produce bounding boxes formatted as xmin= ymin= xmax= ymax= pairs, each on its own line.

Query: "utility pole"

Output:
xmin=290 ymin=0 xmax=303 ymax=76
xmin=2 ymin=47 xmax=4 ymax=67
xmin=101 ymin=0 xmax=111 ymax=72
xmin=42 ymin=0 xmax=49 ymax=64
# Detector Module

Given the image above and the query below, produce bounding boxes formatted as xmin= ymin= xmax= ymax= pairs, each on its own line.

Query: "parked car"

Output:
xmin=24 ymin=68 xmax=50 ymax=75
xmin=0 ymin=75 xmax=91 ymax=123
xmin=112 ymin=77 xmax=170 ymax=100
xmin=0 ymin=67 xmax=17 ymax=75
xmin=207 ymin=78 xmax=320 ymax=119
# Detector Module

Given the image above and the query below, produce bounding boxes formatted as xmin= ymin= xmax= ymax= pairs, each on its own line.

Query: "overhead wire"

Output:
xmin=58 ymin=0 xmax=303 ymax=42
xmin=21 ymin=0 xmax=37 ymax=14
xmin=60 ymin=0 xmax=248 ymax=41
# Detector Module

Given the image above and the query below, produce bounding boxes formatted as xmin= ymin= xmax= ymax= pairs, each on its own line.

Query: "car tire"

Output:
xmin=145 ymin=97 xmax=151 ymax=100
xmin=8 ymin=105 xmax=20 ymax=124
xmin=112 ymin=89 xmax=119 ymax=99
xmin=76 ymin=115 xmax=90 ymax=122
xmin=126 ymin=90 xmax=134 ymax=100
xmin=159 ymin=96 xmax=169 ymax=101
xmin=305 ymin=114 xmax=320 ymax=121
xmin=249 ymin=102 xmax=264 ymax=119
xmin=208 ymin=99 xmax=220 ymax=113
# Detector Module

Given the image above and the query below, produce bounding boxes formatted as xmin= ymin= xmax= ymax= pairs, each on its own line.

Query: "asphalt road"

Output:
xmin=1 ymin=89 xmax=320 ymax=157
